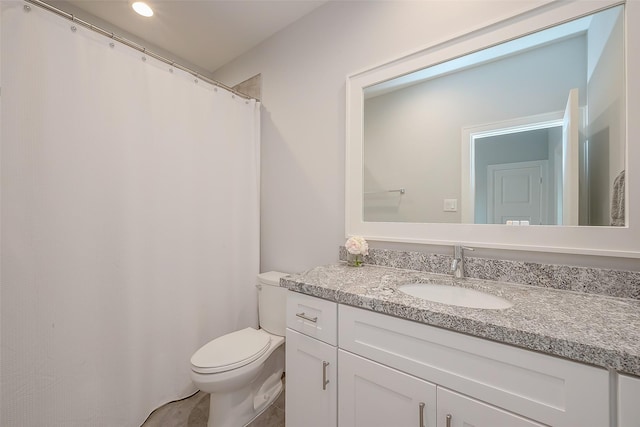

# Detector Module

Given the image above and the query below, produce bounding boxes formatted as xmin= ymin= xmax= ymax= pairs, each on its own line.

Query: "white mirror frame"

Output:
xmin=346 ymin=0 xmax=639 ymax=258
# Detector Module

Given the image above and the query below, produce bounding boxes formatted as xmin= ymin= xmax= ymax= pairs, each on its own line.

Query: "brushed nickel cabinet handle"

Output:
xmin=295 ymin=312 xmax=318 ymax=323
xmin=322 ymin=361 xmax=330 ymax=390
xmin=446 ymin=414 xmax=452 ymax=427
xmin=419 ymin=402 xmax=425 ymax=427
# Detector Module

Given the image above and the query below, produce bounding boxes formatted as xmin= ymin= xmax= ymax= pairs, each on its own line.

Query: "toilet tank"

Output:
xmin=257 ymin=271 xmax=289 ymax=336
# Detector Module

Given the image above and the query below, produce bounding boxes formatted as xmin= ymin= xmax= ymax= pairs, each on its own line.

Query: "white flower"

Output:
xmin=345 ymin=236 xmax=369 ymax=256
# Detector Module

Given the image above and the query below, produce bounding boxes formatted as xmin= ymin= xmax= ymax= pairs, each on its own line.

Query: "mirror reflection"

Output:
xmin=363 ymin=5 xmax=625 ymax=226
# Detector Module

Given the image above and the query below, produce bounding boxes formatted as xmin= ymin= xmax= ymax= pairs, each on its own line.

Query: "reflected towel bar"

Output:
xmin=364 ymin=188 xmax=405 ymax=195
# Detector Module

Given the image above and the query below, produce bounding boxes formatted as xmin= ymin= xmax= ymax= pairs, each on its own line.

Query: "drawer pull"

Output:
xmin=296 ymin=312 xmax=318 ymax=323
xmin=322 ymin=361 xmax=330 ymax=390
xmin=419 ymin=402 xmax=425 ymax=427
xmin=446 ymin=414 xmax=452 ymax=427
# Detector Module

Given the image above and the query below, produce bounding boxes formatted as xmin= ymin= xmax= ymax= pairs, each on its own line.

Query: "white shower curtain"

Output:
xmin=1 ymin=2 xmax=260 ymax=426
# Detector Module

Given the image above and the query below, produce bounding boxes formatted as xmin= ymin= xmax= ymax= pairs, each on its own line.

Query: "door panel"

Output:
xmin=339 ymin=350 xmax=436 ymax=427
xmin=562 ymin=88 xmax=580 ymax=225
xmin=487 ymin=161 xmax=548 ymax=224
xmin=286 ymin=328 xmax=337 ymax=427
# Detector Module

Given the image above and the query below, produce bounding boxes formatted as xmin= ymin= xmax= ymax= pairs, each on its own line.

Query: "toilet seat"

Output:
xmin=191 ymin=327 xmax=271 ymax=374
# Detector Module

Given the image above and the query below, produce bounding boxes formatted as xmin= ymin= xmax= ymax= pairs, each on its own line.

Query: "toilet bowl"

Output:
xmin=190 ymin=271 xmax=288 ymax=427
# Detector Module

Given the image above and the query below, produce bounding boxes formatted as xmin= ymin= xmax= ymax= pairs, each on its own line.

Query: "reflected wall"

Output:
xmin=363 ymin=6 xmax=625 ymax=226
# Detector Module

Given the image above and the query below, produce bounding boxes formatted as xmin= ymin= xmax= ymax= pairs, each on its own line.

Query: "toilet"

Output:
xmin=190 ymin=271 xmax=289 ymax=427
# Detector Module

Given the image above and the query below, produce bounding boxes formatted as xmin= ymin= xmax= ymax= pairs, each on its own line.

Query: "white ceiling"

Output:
xmin=48 ymin=0 xmax=325 ymax=74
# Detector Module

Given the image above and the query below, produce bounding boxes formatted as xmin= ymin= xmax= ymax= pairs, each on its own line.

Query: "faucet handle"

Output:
xmin=454 ymin=245 xmax=474 ymax=258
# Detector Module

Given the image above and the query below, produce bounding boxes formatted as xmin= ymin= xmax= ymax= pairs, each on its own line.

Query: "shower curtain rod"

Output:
xmin=24 ymin=0 xmax=254 ymax=101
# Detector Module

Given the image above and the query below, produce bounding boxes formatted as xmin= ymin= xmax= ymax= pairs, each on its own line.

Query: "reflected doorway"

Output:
xmin=463 ymin=89 xmax=581 ymax=225
xmin=475 ymin=128 xmax=561 ymax=225
xmin=462 ymin=112 xmax=567 ymax=225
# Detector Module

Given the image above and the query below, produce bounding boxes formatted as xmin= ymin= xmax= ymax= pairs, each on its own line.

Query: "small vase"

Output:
xmin=346 ymin=253 xmax=364 ymax=267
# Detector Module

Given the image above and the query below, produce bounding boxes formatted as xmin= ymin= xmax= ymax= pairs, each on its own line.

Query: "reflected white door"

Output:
xmin=488 ymin=161 xmax=548 ymax=225
xmin=562 ymin=88 xmax=580 ymax=225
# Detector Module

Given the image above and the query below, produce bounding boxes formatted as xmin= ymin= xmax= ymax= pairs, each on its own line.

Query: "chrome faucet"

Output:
xmin=451 ymin=245 xmax=474 ymax=278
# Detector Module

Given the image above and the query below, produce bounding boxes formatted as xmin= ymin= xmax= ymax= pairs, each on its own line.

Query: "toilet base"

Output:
xmin=245 ymin=384 xmax=283 ymax=426
xmin=206 ymin=345 xmax=284 ymax=427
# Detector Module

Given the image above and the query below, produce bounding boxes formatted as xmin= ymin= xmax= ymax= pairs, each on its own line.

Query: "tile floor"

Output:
xmin=141 ymin=385 xmax=285 ymax=427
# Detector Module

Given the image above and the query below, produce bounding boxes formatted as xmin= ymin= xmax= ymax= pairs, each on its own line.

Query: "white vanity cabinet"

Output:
xmin=285 ymin=292 xmax=611 ymax=427
xmin=285 ymin=292 xmax=338 ymax=427
xmin=618 ymin=374 xmax=640 ymax=427
xmin=338 ymin=304 xmax=609 ymax=427
xmin=338 ymin=347 xmax=543 ymax=427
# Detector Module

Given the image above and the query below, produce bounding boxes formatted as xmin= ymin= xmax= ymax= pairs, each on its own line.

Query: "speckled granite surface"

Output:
xmin=339 ymin=247 xmax=640 ymax=300
xmin=281 ymin=263 xmax=640 ymax=376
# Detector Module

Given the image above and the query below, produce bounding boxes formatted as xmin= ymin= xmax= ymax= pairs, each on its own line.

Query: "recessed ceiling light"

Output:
xmin=132 ymin=2 xmax=153 ymax=17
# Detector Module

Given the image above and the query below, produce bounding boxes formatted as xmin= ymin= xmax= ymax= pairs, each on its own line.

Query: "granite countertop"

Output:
xmin=281 ymin=263 xmax=640 ymax=376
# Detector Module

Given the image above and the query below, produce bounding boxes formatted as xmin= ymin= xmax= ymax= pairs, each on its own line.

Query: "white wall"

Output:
xmin=212 ymin=1 xmax=639 ymax=272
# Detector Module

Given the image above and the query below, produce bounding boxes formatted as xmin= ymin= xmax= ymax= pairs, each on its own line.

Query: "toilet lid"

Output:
xmin=190 ymin=327 xmax=271 ymax=374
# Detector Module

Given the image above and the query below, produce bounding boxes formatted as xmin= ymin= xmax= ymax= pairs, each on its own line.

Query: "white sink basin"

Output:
xmin=398 ymin=283 xmax=513 ymax=309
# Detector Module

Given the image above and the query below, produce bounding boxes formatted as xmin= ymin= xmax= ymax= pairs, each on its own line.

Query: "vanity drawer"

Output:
xmin=339 ymin=304 xmax=609 ymax=427
xmin=286 ymin=292 xmax=337 ymax=345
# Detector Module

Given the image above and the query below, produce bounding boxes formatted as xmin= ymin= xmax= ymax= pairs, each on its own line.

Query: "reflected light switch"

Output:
xmin=444 ymin=199 xmax=457 ymax=212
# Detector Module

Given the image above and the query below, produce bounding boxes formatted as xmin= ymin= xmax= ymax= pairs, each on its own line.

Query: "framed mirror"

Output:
xmin=346 ymin=0 xmax=639 ymax=257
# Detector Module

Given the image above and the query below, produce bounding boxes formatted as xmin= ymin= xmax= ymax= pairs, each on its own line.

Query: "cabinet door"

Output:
xmin=437 ymin=388 xmax=545 ymax=427
xmin=286 ymin=328 xmax=337 ymax=427
xmin=339 ymin=350 xmax=437 ymax=427
xmin=619 ymin=374 xmax=640 ymax=427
